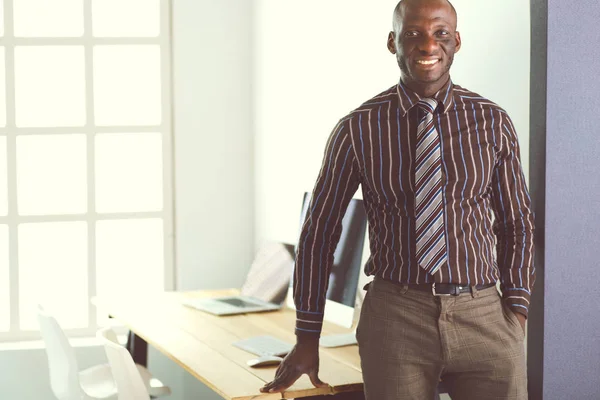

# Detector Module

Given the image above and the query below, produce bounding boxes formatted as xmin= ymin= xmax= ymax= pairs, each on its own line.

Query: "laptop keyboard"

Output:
xmin=232 ymin=335 xmax=294 ymax=357
xmin=215 ymin=298 xmax=262 ymax=308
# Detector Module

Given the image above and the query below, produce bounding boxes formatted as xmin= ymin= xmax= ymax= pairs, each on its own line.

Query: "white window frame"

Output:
xmin=0 ymin=0 xmax=174 ymax=342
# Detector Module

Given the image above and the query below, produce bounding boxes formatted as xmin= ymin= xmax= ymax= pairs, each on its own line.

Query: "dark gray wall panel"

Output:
xmin=530 ymin=0 xmax=600 ymax=398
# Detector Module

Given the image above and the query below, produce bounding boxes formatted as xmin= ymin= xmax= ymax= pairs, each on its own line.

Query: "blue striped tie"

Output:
xmin=415 ymin=98 xmax=447 ymax=275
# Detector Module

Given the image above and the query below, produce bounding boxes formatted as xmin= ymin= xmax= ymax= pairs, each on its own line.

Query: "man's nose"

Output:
xmin=417 ymin=35 xmax=438 ymax=54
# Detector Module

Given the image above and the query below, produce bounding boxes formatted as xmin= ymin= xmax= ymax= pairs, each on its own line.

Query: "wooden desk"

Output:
xmin=95 ymin=290 xmax=364 ymax=400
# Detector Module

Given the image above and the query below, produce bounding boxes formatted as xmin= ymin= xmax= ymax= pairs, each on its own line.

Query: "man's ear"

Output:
xmin=387 ymin=31 xmax=397 ymax=54
xmin=454 ymin=31 xmax=462 ymax=53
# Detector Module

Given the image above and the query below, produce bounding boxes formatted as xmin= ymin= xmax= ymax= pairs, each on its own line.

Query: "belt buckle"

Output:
xmin=431 ymin=283 xmax=452 ymax=297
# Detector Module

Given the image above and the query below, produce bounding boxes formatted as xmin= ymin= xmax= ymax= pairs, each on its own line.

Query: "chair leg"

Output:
xmin=125 ymin=332 xmax=162 ymax=399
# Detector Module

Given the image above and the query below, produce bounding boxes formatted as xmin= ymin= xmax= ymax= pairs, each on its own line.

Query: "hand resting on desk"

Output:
xmin=259 ymin=336 xmax=329 ymax=394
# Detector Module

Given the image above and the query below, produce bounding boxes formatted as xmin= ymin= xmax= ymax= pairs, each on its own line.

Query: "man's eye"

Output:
xmin=437 ymin=30 xmax=450 ymax=36
xmin=404 ymin=31 xmax=418 ymax=37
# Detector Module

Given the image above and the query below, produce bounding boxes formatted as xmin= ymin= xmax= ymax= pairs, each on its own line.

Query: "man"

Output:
xmin=261 ymin=0 xmax=534 ymax=398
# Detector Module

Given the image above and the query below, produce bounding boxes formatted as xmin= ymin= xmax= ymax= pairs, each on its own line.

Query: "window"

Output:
xmin=0 ymin=0 xmax=173 ymax=341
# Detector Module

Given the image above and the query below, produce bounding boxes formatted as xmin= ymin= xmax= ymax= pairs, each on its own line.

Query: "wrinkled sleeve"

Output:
xmin=294 ymin=119 xmax=361 ymax=338
xmin=490 ymin=112 xmax=536 ymax=318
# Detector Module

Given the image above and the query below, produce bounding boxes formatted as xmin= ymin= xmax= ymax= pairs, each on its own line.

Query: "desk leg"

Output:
xmin=126 ymin=331 xmax=148 ymax=367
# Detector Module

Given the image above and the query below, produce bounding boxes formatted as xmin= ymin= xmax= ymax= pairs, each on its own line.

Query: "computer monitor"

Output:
xmin=286 ymin=192 xmax=367 ymax=328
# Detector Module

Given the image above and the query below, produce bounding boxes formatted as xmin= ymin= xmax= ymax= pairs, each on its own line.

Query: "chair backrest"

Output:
xmin=37 ymin=305 xmax=82 ymax=400
xmin=97 ymin=327 xmax=150 ymax=400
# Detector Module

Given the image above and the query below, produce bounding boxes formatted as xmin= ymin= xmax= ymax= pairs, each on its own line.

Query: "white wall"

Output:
xmin=253 ymin=0 xmax=530 ymax=248
xmin=172 ymin=0 xmax=255 ymax=291
xmin=254 ymin=0 xmax=397 ymax=247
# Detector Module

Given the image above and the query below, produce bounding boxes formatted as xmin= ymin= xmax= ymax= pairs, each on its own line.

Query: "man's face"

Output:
xmin=388 ymin=0 xmax=461 ymax=90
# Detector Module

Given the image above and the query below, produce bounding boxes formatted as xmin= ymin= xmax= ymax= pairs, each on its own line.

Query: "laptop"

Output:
xmin=181 ymin=241 xmax=294 ymax=316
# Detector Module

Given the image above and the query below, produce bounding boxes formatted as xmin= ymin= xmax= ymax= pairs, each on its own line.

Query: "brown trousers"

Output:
xmin=356 ymin=277 xmax=527 ymax=400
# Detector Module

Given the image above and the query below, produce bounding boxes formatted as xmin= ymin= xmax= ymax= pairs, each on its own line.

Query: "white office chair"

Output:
xmin=98 ymin=327 xmax=151 ymax=400
xmin=37 ymin=305 xmax=171 ymax=400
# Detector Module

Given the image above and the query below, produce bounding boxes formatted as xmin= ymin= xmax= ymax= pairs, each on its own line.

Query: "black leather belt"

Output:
xmin=409 ymin=282 xmax=496 ymax=296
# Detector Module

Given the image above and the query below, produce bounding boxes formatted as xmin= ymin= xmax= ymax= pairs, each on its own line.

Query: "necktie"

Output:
xmin=415 ymin=98 xmax=447 ymax=275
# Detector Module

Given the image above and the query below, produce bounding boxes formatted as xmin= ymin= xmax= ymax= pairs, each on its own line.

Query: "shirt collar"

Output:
xmin=396 ymin=77 xmax=455 ymax=116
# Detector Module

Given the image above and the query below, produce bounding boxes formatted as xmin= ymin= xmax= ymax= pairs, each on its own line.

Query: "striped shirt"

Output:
xmin=294 ymin=78 xmax=535 ymax=337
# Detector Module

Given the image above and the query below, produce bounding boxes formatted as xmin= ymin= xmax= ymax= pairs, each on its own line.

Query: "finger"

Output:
xmin=274 ymin=363 xmax=289 ymax=378
xmin=266 ymin=370 xmax=300 ymax=393
xmin=266 ymin=366 xmax=289 ymax=390
xmin=259 ymin=385 xmax=273 ymax=393
xmin=274 ymin=363 xmax=283 ymax=376
xmin=260 ymin=380 xmax=277 ymax=393
xmin=308 ymin=370 xmax=329 ymax=388
xmin=260 ymin=370 xmax=293 ymax=393
xmin=262 ymin=363 xmax=290 ymax=388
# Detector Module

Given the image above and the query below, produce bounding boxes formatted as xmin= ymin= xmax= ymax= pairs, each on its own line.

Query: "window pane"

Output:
xmin=14 ymin=0 xmax=83 ymax=37
xmin=96 ymin=133 xmax=163 ymax=213
xmin=0 ymin=48 xmax=6 ymax=127
xmin=92 ymin=0 xmax=159 ymax=37
xmin=96 ymin=218 xmax=163 ymax=324
xmin=96 ymin=219 xmax=164 ymax=318
xmin=93 ymin=46 xmax=161 ymax=126
xmin=0 ymin=138 xmax=6 ymax=216
xmin=0 ymin=225 xmax=8 ymax=331
xmin=15 ymin=46 xmax=86 ymax=127
xmin=17 ymin=135 xmax=87 ymax=215
xmin=19 ymin=222 xmax=88 ymax=330
xmin=0 ymin=1 xmax=4 ymax=36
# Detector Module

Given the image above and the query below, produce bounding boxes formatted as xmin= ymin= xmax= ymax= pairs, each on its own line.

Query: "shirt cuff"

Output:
xmin=502 ymin=287 xmax=531 ymax=318
xmin=295 ymin=309 xmax=324 ymax=338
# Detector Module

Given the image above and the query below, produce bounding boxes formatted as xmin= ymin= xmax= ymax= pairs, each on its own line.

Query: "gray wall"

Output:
xmin=529 ymin=0 xmax=600 ymax=398
xmin=172 ymin=0 xmax=255 ymax=292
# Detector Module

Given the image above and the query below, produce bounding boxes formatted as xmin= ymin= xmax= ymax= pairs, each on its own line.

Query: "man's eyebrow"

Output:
xmin=402 ymin=21 xmax=452 ymax=30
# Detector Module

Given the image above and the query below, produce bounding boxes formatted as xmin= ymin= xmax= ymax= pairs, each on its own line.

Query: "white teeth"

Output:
xmin=417 ymin=60 xmax=438 ymax=65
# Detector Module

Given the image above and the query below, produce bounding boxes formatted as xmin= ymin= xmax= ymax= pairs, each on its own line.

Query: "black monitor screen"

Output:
xmin=294 ymin=192 xmax=367 ymax=307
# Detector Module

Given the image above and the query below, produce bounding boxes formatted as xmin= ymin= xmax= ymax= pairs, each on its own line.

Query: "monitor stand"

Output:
xmin=319 ymin=330 xmax=357 ymax=348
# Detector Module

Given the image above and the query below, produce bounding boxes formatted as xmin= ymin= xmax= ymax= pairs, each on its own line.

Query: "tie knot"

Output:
xmin=417 ymin=98 xmax=437 ymax=115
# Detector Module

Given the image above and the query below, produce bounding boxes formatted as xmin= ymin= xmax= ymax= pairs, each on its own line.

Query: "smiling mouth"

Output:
xmin=416 ymin=59 xmax=440 ymax=66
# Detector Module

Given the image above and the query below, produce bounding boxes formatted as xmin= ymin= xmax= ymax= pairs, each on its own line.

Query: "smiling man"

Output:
xmin=261 ymin=0 xmax=534 ymax=399
xmin=392 ymin=0 xmax=459 ymax=96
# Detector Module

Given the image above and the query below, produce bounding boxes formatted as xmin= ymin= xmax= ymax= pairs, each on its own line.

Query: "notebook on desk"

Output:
xmin=181 ymin=242 xmax=295 ymax=316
